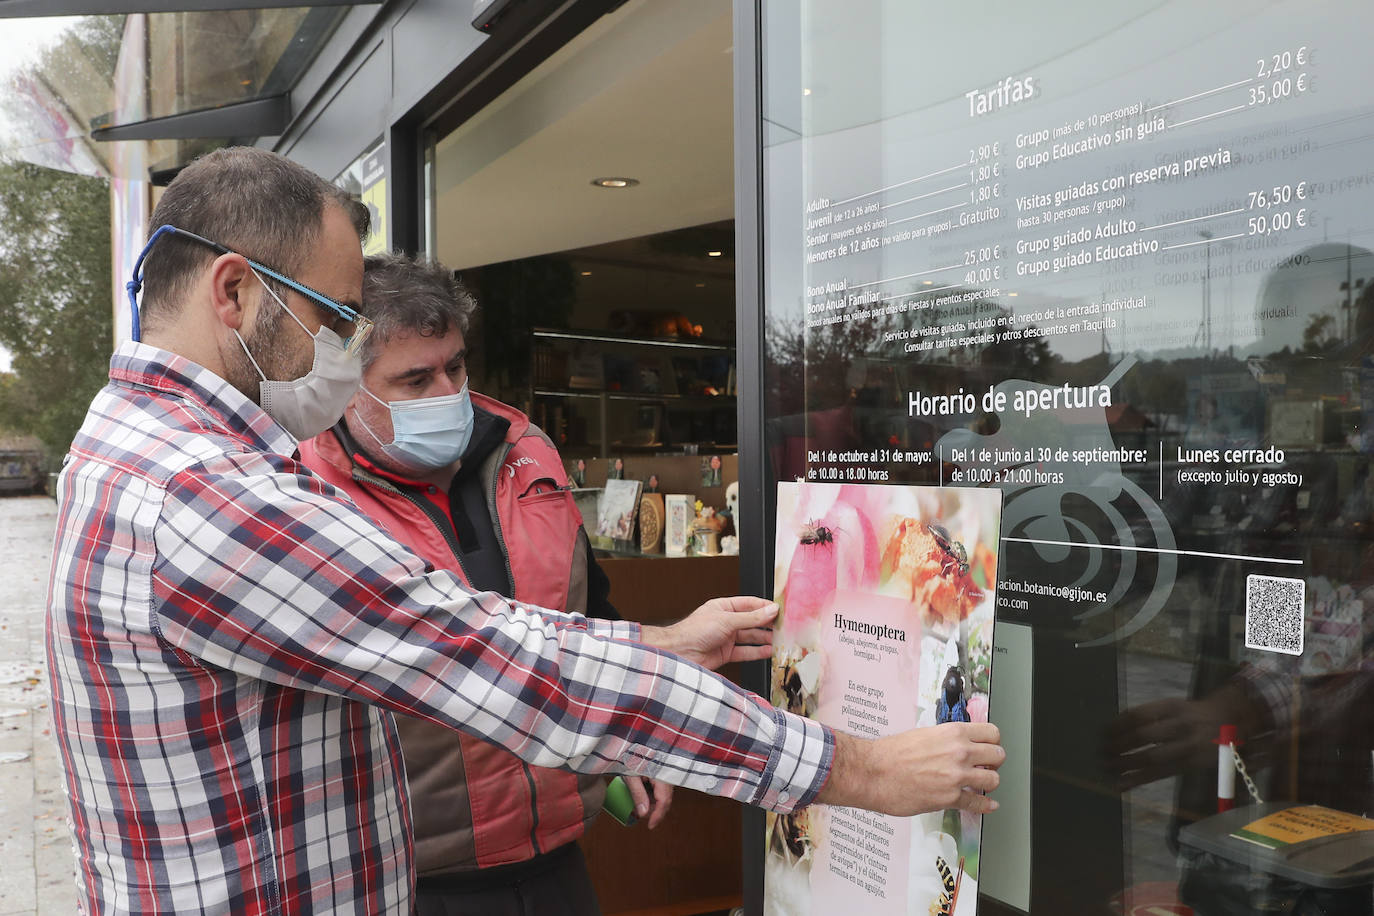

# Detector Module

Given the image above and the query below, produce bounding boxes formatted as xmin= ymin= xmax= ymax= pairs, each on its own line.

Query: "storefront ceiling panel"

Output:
xmin=277 ymin=39 xmax=389 ymax=182
xmin=389 ymin=0 xmax=486 ymax=117
xmin=435 ymin=0 xmax=735 ymax=270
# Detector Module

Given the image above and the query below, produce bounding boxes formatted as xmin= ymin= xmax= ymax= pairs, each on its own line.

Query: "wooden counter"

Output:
xmin=583 ymin=554 xmax=745 ymax=916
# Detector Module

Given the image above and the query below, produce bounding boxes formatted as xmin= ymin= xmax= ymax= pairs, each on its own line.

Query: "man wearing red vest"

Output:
xmin=301 ymin=252 xmax=678 ymax=914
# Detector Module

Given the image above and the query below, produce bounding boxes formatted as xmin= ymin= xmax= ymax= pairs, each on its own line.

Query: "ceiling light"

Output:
xmin=922 ymin=280 xmax=932 ymax=285
xmin=707 ymin=250 xmax=723 ymax=257
xmin=580 ymin=271 xmax=592 ymax=276
xmin=802 ymin=88 xmax=812 ymax=96
xmin=695 ymin=283 xmax=706 ymax=288
xmin=1008 ymin=292 xmax=1018 ymax=297
xmin=591 ymin=177 xmax=639 ymax=188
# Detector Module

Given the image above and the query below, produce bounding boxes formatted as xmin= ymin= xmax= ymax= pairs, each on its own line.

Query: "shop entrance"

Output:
xmin=428 ymin=2 xmax=744 ymax=913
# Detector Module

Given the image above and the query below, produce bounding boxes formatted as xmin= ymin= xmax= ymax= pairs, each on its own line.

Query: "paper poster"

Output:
xmin=766 ymin=482 xmax=1002 ymax=916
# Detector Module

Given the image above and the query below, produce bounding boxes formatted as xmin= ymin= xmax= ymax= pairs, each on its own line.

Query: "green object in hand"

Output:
xmin=603 ymin=775 xmax=638 ymax=826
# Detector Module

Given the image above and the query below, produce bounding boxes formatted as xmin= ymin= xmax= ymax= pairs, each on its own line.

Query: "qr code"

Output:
xmin=1245 ymin=574 xmax=1304 ymax=656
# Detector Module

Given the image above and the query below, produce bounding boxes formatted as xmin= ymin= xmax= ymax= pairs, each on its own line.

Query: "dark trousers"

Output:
xmin=412 ymin=842 xmax=601 ymax=916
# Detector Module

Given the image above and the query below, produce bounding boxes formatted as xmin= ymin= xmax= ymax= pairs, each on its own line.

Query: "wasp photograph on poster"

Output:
xmin=766 ymin=481 xmax=1002 ymax=916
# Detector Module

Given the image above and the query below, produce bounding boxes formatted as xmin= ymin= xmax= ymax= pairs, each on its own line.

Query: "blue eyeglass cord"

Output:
xmin=127 ymin=225 xmax=181 ymax=343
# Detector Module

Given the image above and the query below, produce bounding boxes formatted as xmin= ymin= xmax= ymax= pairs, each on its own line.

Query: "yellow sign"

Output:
xmin=361 ymin=175 xmax=387 ymax=255
xmin=1232 ymin=805 xmax=1374 ymax=850
xmin=336 ymin=140 xmax=388 ymax=255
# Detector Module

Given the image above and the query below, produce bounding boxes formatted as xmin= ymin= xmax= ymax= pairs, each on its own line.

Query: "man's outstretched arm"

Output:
xmin=153 ymin=460 xmax=1002 ymax=819
xmin=152 ymin=461 xmax=832 ymax=811
xmin=817 ymin=723 xmax=1003 ymax=816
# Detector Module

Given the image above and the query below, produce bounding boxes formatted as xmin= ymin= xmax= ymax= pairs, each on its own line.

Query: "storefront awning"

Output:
xmin=0 ymin=1 xmax=372 ymax=16
xmin=91 ymin=94 xmax=291 ymax=142
xmin=0 ymin=5 xmax=372 ymax=178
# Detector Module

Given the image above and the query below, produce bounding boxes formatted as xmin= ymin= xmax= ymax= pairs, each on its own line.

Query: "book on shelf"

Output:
xmin=567 ymin=348 xmax=604 ymax=389
xmin=596 ymin=479 xmax=643 ymax=542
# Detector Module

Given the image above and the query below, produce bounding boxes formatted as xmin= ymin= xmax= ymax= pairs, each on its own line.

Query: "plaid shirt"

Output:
xmin=46 ymin=343 xmax=833 ymax=915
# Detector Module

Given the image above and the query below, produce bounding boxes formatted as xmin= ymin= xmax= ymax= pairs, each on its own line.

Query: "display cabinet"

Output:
xmin=529 ymin=328 xmax=736 ymax=458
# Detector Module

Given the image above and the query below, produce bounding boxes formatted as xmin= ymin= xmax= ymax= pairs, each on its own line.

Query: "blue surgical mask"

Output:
xmin=352 ymin=383 xmax=474 ymax=473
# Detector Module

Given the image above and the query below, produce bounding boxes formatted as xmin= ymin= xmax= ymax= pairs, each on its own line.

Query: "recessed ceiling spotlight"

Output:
xmin=707 ymin=250 xmax=723 ymax=257
xmin=591 ymin=177 xmax=639 ymax=188
xmin=922 ymin=280 xmax=933 ymax=285
xmin=1008 ymin=292 xmax=1018 ymax=297
xmin=580 ymin=271 xmax=593 ymax=276
xmin=695 ymin=283 xmax=706 ymax=288
xmin=802 ymin=88 xmax=812 ymax=96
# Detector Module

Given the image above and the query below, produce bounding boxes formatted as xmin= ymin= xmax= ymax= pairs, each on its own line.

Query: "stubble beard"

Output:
xmin=225 ymin=291 xmax=309 ymax=404
xmin=346 ymin=396 xmax=415 ymax=477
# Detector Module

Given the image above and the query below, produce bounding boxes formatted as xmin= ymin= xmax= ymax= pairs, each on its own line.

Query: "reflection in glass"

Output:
xmin=0 ymin=8 xmax=347 ymax=180
xmin=761 ymin=1 xmax=1374 ymax=913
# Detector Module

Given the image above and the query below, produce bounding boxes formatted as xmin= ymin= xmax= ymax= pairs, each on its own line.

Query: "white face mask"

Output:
xmin=352 ymin=383 xmax=474 ymax=474
xmin=235 ymin=269 xmax=362 ymax=441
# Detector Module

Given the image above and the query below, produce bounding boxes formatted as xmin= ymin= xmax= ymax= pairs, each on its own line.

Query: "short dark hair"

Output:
xmin=140 ymin=147 xmax=368 ymax=330
xmin=359 ymin=252 xmax=478 ymax=368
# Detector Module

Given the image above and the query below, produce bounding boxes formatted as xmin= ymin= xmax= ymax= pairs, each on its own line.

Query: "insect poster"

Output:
xmin=765 ymin=481 xmax=1002 ymax=916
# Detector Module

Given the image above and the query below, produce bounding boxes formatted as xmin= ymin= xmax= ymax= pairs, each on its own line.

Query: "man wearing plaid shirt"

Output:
xmin=46 ymin=147 xmax=1003 ymax=915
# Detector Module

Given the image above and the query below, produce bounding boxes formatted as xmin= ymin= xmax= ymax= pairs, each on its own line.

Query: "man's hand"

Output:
xmin=1103 ymin=682 xmax=1268 ymax=791
xmin=816 ymin=723 xmax=1004 ymax=816
xmin=1103 ymin=697 xmax=1219 ymax=790
xmin=623 ymin=776 xmax=674 ymax=829
xmin=641 ymin=596 xmax=777 ymax=671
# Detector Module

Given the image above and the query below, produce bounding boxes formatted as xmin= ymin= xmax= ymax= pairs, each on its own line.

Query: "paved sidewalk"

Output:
xmin=0 ymin=496 xmax=74 ymax=915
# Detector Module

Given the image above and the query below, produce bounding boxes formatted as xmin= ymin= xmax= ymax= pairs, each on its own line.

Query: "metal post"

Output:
xmin=733 ymin=0 xmax=767 ymax=912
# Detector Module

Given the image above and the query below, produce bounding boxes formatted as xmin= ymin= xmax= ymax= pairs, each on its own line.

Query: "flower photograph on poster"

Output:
xmin=765 ymin=481 xmax=1001 ymax=916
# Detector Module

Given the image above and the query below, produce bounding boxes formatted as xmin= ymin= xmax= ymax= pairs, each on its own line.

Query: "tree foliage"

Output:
xmin=0 ymin=160 xmax=112 ymax=463
xmin=764 ymin=293 xmax=1058 ymax=420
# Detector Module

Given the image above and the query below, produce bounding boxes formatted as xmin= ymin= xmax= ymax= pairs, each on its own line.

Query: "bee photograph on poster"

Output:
xmin=766 ymin=481 xmax=1002 ymax=916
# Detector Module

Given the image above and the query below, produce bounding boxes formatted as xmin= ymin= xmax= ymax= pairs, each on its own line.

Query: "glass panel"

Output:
xmin=0 ymin=7 xmax=348 ymax=178
xmin=760 ymin=1 xmax=1374 ymax=913
xmin=0 ymin=15 xmax=123 ymax=175
xmin=143 ymin=7 xmax=346 ymax=122
xmin=453 ymin=223 xmax=737 ymax=449
xmin=430 ymin=0 xmax=737 ymax=454
xmin=432 ymin=0 xmax=734 ymax=271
